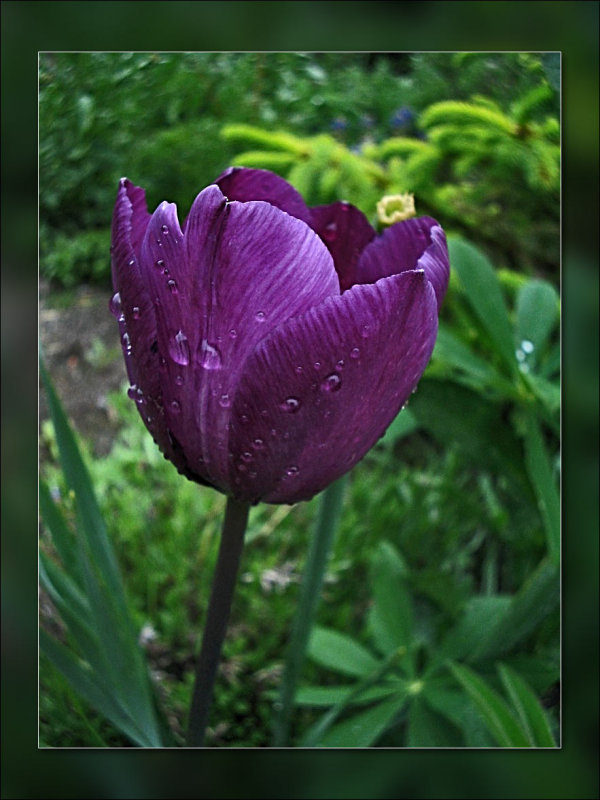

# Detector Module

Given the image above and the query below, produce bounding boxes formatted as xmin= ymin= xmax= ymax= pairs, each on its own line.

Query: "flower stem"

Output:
xmin=271 ymin=476 xmax=347 ymax=746
xmin=186 ymin=496 xmax=250 ymax=747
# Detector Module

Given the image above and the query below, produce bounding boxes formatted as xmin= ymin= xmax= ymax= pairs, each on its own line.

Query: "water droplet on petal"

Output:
xmin=323 ymin=222 xmax=337 ymax=242
xmin=161 ymin=224 xmax=169 ymax=234
xmin=229 ymin=329 xmax=237 ymax=339
xmin=280 ymin=397 xmax=300 ymax=413
xmin=321 ymin=373 xmax=342 ymax=393
xmin=241 ymin=414 xmax=249 ymax=424
xmin=127 ymin=385 xmax=143 ymax=402
xmin=219 ymin=393 xmax=231 ymax=408
xmin=241 ymin=451 xmax=253 ymax=463
xmin=170 ymin=400 xmax=181 ymax=415
xmin=350 ymin=347 xmax=361 ymax=359
xmin=314 ymin=361 xmax=321 ymax=371
xmin=361 ymin=325 xmax=370 ymax=339
xmin=252 ymin=438 xmax=265 ymax=451
xmin=155 ymin=258 xmax=165 ymax=270
xmin=285 ymin=465 xmax=299 ymax=477
xmin=199 ymin=340 xmax=222 ymax=370
xmin=128 ymin=259 xmax=135 ymax=267
xmin=167 ymin=279 xmax=178 ymax=295
xmin=168 ymin=330 xmax=190 ymax=365
xmin=132 ymin=306 xmax=141 ymax=320
xmin=109 ymin=292 xmax=122 ymax=318
xmin=122 ymin=331 xmax=132 ymax=354
xmin=335 ymin=360 xmax=344 ymax=372
xmin=255 ymin=310 xmax=266 ymax=323
xmin=295 ymin=366 xmax=304 ymax=375
xmin=175 ymin=374 xmax=184 ymax=386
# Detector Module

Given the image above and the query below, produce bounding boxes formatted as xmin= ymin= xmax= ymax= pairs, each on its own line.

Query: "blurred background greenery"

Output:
xmin=2 ymin=0 xmax=598 ymax=798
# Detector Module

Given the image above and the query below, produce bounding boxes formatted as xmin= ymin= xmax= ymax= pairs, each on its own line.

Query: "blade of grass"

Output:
xmin=498 ymin=663 xmax=556 ymax=747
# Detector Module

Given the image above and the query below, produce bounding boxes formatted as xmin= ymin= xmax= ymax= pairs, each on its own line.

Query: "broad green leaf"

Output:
xmin=523 ymin=413 xmax=560 ymax=563
xmin=498 ymin=663 xmax=556 ymax=747
xmin=472 ymin=559 xmax=559 ymax=661
xmin=40 ymin=630 xmax=157 ymax=747
xmin=448 ymin=237 xmax=517 ymax=373
xmin=448 ymin=662 xmax=530 ymax=747
xmin=368 ymin=542 xmax=414 ymax=668
xmin=433 ymin=324 xmax=515 ymax=397
xmin=515 ymin=279 xmax=559 ymax=358
xmin=308 ymin=626 xmax=381 ymax=678
xmin=317 ymin=694 xmax=407 ymax=747
xmin=295 ymin=683 xmax=399 ymax=708
xmin=436 ymin=595 xmax=511 ymax=663
xmin=422 ymin=681 xmax=494 ymax=747
xmin=407 ymin=697 xmax=463 ymax=747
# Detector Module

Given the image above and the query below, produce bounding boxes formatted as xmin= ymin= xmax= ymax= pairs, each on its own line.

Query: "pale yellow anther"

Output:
xmin=377 ymin=193 xmax=416 ymax=226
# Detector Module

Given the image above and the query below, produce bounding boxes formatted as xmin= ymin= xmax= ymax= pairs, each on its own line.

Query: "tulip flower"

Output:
xmin=110 ymin=167 xmax=449 ymax=506
xmin=110 ymin=167 xmax=449 ymax=746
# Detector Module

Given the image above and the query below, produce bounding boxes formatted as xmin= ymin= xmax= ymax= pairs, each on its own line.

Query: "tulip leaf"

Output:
xmin=515 ymin=279 xmax=559 ymax=359
xmin=522 ymin=412 xmax=560 ymax=564
xmin=448 ymin=662 xmax=530 ymax=747
xmin=40 ymin=629 xmax=156 ymax=748
xmin=368 ymin=542 xmax=414 ymax=671
xmin=294 ymin=683 xmax=400 ymax=707
xmin=308 ymin=626 xmax=381 ymax=678
xmin=497 ymin=663 xmax=556 ymax=747
xmin=314 ymin=693 xmax=407 ymax=747
xmin=448 ymin=237 xmax=517 ymax=373
xmin=39 ymin=479 xmax=81 ymax=582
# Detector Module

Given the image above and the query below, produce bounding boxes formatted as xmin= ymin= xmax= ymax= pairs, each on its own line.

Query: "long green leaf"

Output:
xmin=523 ymin=413 xmax=560 ymax=564
xmin=407 ymin=697 xmax=463 ymax=747
xmin=497 ymin=663 xmax=556 ymax=747
xmin=40 ymin=630 xmax=154 ymax=747
xmin=471 ymin=559 xmax=559 ymax=661
xmin=448 ymin=662 xmax=530 ymax=747
xmin=317 ymin=694 xmax=407 ymax=747
xmin=368 ymin=542 xmax=414 ymax=671
xmin=448 ymin=237 xmax=517 ymax=374
xmin=39 ymin=479 xmax=81 ymax=582
xmin=295 ymin=683 xmax=399 ymax=708
xmin=308 ymin=626 xmax=381 ymax=678
xmin=515 ymin=279 xmax=559 ymax=358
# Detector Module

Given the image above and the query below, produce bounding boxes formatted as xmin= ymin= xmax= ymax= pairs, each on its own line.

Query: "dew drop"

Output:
xmin=199 ymin=340 xmax=222 ymax=370
xmin=521 ymin=339 xmax=534 ymax=354
xmin=161 ymin=224 xmax=169 ymax=234
xmin=252 ymin=438 xmax=265 ymax=451
xmin=255 ymin=310 xmax=266 ymax=323
xmin=122 ymin=331 xmax=132 ymax=354
xmin=321 ymin=373 xmax=342 ymax=393
xmin=229 ymin=329 xmax=237 ymax=339
xmin=241 ymin=451 xmax=253 ymax=463
xmin=335 ymin=359 xmax=344 ymax=372
xmin=350 ymin=346 xmax=361 ymax=360
xmin=285 ymin=465 xmax=299 ymax=477
xmin=314 ymin=361 xmax=322 ymax=371
xmin=219 ymin=393 xmax=231 ymax=408
xmin=280 ymin=397 xmax=300 ymax=413
xmin=175 ymin=374 xmax=184 ymax=386
xmin=167 ymin=279 xmax=178 ymax=295
xmin=132 ymin=306 xmax=141 ymax=320
xmin=109 ymin=292 xmax=122 ymax=318
xmin=155 ymin=258 xmax=165 ymax=270
xmin=168 ymin=330 xmax=190 ymax=365
xmin=241 ymin=414 xmax=249 ymax=424
xmin=128 ymin=259 xmax=135 ymax=267
xmin=127 ymin=385 xmax=143 ymax=403
xmin=295 ymin=365 xmax=304 ymax=375
xmin=360 ymin=325 xmax=370 ymax=339
xmin=170 ymin=400 xmax=181 ymax=415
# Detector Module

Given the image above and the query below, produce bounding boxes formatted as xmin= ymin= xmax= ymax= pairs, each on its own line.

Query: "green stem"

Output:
xmin=186 ymin=496 xmax=250 ymax=747
xmin=272 ymin=476 xmax=347 ymax=746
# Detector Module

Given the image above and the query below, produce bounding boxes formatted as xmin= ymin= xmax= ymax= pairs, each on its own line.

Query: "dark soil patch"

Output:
xmin=40 ymin=279 xmax=128 ymax=456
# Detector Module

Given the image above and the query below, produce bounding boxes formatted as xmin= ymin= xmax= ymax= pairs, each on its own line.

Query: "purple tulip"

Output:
xmin=110 ymin=167 xmax=449 ymax=505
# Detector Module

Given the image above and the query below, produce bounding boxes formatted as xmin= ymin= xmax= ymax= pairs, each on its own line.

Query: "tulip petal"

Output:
xmin=357 ymin=217 xmax=450 ymax=308
xmin=141 ymin=185 xmax=339 ymax=493
xmin=111 ymin=180 xmax=206 ymax=484
xmin=215 ymin=166 xmax=313 ymax=225
xmin=309 ymin=203 xmax=376 ymax=291
xmin=230 ymin=270 xmax=438 ymax=503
